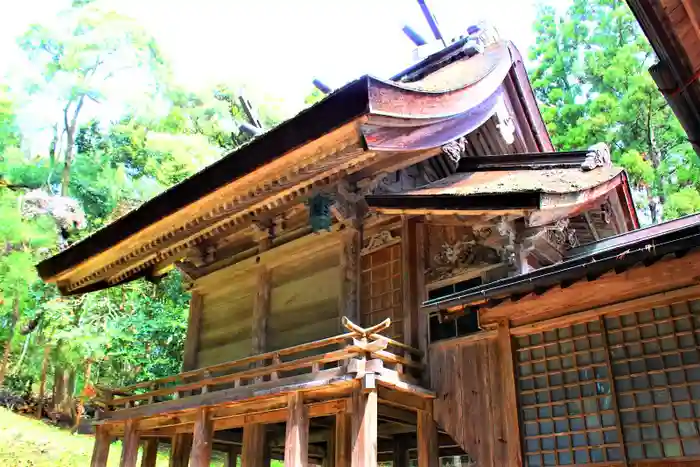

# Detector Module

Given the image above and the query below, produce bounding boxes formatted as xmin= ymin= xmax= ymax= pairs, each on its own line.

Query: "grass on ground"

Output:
xmin=0 ymin=408 xmax=229 ymax=466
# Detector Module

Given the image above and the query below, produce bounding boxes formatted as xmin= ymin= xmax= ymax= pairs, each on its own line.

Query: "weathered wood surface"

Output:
xmin=496 ymin=322 xmax=521 ymax=467
xmin=90 ymin=426 xmax=112 ymax=467
xmin=351 ymin=384 xmax=378 ymax=467
xmin=429 ymin=334 xmax=507 ymax=467
xmin=182 ymin=292 xmax=203 ymax=371
xmin=119 ymin=420 xmax=140 ymax=467
xmin=339 ymin=226 xmax=361 ymax=327
xmin=141 ymin=439 xmax=158 ymax=467
xmin=242 ymin=423 xmax=267 ymax=467
xmin=170 ymin=434 xmax=192 ymax=467
xmin=417 ymin=408 xmax=439 ymax=467
xmin=189 ymin=408 xmax=214 ymax=467
xmin=100 ymin=320 xmax=422 ymax=418
xmin=480 ymin=249 xmax=700 ymax=326
xmin=252 ymin=266 xmax=271 ymax=356
xmin=284 ymin=392 xmax=309 ymax=467
xmin=335 ymin=412 xmax=351 ymax=467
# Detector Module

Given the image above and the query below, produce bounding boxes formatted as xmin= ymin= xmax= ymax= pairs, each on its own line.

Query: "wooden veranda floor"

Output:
xmin=89 ymin=319 xmax=457 ymax=467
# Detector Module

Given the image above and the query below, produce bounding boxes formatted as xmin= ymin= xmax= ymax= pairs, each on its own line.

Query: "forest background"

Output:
xmin=0 ymin=0 xmax=697 ymax=424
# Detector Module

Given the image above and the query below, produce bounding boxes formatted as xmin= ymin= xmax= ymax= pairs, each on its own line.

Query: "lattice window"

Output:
xmin=605 ymin=301 xmax=700 ymax=461
xmin=516 ymin=320 xmax=624 ymax=466
xmin=360 ymin=242 xmax=403 ymax=341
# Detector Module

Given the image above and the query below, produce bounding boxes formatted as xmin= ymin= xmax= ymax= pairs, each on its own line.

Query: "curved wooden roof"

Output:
xmin=37 ymin=39 xmax=552 ymax=295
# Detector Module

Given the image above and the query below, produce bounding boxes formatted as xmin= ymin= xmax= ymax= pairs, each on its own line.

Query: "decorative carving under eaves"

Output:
xmin=361 ymin=230 xmax=398 ymax=255
xmin=545 ymin=219 xmax=579 ymax=249
xmin=427 ymin=227 xmax=504 ymax=282
xmin=441 ymin=137 xmax=468 ymax=166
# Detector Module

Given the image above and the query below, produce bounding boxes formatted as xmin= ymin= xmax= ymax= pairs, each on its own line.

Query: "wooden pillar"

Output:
xmin=242 ymin=424 xmax=267 ymax=467
xmin=120 ymin=420 xmax=140 ymax=467
xmin=190 ymin=407 xmax=215 ymax=466
xmin=401 ymin=217 xmax=420 ymax=349
xmin=252 ymin=266 xmax=271 ymax=356
xmin=392 ymin=435 xmax=409 ymax=467
xmin=350 ymin=382 xmax=377 ymax=467
xmin=284 ymin=392 xmax=309 ymax=467
xmin=226 ymin=446 xmax=241 ymax=467
xmin=417 ymin=408 xmax=438 ymax=467
xmin=170 ymin=433 xmax=193 ymax=467
xmin=338 ymin=224 xmax=361 ymax=327
xmin=141 ymin=439 xmax=158 ymax=467
xmin=497 ymin=321 xmax=522 ymax=467
xmin=335 ymin=412 xmax=351 ymax=467
xmin=90 ymin=425 xmax=112 ymax=467
xmin=183 ymin=292 xmax=203 ymax=371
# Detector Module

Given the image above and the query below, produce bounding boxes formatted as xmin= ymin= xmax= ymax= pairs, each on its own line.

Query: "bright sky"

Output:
xmin=0 ymin=0 xmax=541 ymax=113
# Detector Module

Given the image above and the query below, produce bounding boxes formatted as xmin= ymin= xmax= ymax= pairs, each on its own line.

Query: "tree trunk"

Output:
xmin=60 ymin=95 xmax=85 ymax=197
xmin=52 ymin=365 xmax=76 ymax=425
xmin=0 ymin=294 xmax=20 ymax=387
xmin=73 ymin=360 xmax=92 ymax=431
xmin=36 ymin=344 xmax=51 ymax=419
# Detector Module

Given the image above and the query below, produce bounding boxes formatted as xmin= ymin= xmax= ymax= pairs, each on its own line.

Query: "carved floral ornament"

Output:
xmin=361 ymin=230 xmax=399 ymax=255
xmin=427 ymin=227 xmax=505 ymax=282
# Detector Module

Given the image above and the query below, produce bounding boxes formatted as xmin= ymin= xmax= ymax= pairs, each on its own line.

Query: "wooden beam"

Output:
xmin=335 ymin=411 xmax=351 ymax=467
xmin=242 ymin=423 xmax=267 ymax=467
xmin=141 ymin=438 xmax=158 ymax=467
xmin=338 ymin=226 xmax=361 ymax=328
xmin=189 ymin=407 xmax=215 ymax=467
xmin=90 ymin=425 xmax=112 ymax=467
xmin=284 ymin=392 xmax=309 ymax=467
xmin=182 ymin=292 xmax=203 ymax=371
xmin=350 ymin=384 xmax=378 ymax=467
xmin=170 ymin=434 xmax=193 ymax=467
xmin=252 ymin=266 xmax=271 ymax=357
xmin=497 ymin=322 xmax=522 ymax=467
xmin=417 ymin=408 xmax=438 ymax=467
xmin=120 ymin=420 xmax=140 ymax=467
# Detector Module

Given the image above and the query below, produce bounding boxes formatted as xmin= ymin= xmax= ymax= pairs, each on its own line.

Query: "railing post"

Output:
xmin=284 ymin=392 xmax=309 ymax=467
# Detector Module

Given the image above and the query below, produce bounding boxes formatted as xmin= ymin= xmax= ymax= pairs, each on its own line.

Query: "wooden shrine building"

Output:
xmin=35 ymin=30 xmax=700 ymax=467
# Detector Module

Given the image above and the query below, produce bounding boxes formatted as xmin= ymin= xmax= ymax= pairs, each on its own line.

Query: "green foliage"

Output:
xmin=529 ymin=0 xmax=699 ymax=223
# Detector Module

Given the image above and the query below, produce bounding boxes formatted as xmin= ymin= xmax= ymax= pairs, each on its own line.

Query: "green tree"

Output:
xmin=530 ymin=0 xmax=699 ymax=223
xmin=18 ymin=2 xmax=167 ymax=196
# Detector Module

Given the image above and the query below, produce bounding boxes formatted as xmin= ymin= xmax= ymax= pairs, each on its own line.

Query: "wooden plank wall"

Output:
xmin=429 ymin=334 xmax=510 ymax=467
xmin=268 ymin=249 xmax=341 ymax=351
xmin=196 ymin=283 xmax=255 ymax=367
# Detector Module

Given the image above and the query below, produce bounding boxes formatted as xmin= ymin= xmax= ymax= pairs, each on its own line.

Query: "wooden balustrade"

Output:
xmin=94 ymin=318 xmax=423 ymax=414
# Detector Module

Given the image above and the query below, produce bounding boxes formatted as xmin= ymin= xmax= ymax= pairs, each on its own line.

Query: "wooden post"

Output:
xmin=189 ymin=407 xmax=215 ymax=466
xmin=90 ymin=425 xmax=112 ymax=467
xmin=417 ymin=408 xmax=438 ymax=467
xmin=252 ymin=266 xmax=271 ymax=357
xmin=335 ymin=412 xmax=351 ymax=467
xmin=183 ymin=292 xmax=204 ymax=371
xmin=120 ymin=420 xmax=140 ymax=467
xmin=392 ymin=435 xmax=409 ymax=467
xmin=225 ymin=446 xmax=241 ymax=467
xmin=242 ymin=423 xmax=267 ymax=467
xmin=338 ymin=224 xmax=361 ymax=328
xmin=400 ymin=217 xmax=419 ymax=350
xmin=415 ymin=222 xmax=428 ymax=372
xmin=141 ymin=439 xmax=158 ymax=467
xmin=284 ymin=392 xmax=309 ymax=467
xmin=350 ymin=382 xmax=377 ymax=467
xmin=497 ymin=321 xmax=522 ymax=467
xmin=170 ymin=433 xmax=193 ymax=467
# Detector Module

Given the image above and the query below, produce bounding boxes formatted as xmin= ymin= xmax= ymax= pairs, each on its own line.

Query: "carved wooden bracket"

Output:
xmin=361 ymin=230 xmax=399 ymax=255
